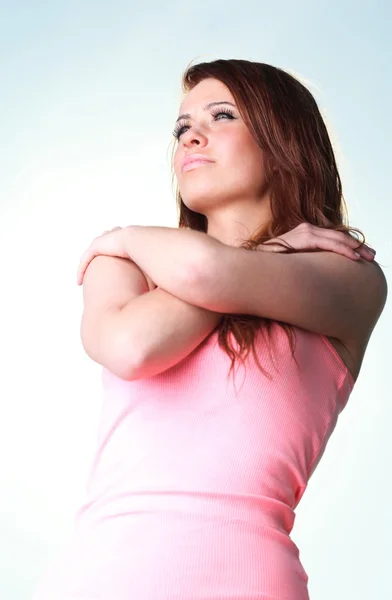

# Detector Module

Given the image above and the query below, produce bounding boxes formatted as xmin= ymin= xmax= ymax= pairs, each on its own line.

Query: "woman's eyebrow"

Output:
xmin=175 ymin=101 xmax=236 ymax=124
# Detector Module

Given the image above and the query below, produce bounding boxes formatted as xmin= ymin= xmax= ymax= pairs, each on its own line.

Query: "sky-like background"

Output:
xmin=0 ymin=1 xmax=391 ymax=599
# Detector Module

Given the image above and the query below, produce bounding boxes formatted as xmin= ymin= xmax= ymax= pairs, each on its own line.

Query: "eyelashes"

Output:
xmin=172 ymin=107 xmax=235 ymax=140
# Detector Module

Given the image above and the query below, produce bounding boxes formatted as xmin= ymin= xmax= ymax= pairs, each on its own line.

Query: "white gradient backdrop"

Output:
xmin=0 ymin=1 xmax=390 ymax=599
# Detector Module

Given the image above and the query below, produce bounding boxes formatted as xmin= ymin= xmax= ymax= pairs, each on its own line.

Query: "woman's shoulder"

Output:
xmin=324 ymin=259 xmax=387 ymax=383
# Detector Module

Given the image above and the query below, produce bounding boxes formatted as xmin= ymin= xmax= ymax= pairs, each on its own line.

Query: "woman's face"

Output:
xmin=173 ymin=78 xmax=270 ymax=244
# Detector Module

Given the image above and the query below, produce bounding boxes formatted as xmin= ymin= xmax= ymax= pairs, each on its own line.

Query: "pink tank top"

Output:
xmin=32 ymin=322 xmax=353 ymax=600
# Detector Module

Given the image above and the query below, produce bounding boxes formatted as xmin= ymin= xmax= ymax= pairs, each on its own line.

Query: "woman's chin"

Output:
xmin=181 ymin=195 xmax=212 ymax=214
xmin=181 ymin=187 xmax=223 ymax=210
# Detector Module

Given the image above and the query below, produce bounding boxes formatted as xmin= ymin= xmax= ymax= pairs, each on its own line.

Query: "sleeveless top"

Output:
xmin=32 ymin=322 xmax=354 ymax=600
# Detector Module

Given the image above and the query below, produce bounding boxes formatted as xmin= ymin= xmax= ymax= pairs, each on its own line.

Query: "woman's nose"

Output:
xmin=182 ymin=126 xmax=208 ymax=147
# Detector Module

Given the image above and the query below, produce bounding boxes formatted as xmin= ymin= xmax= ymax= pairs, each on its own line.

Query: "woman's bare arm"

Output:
xmin=80 ymin=255 xmax=150 ymax=373
xmin=114 ymin=286 xmax=223 ymax=380
xmin=80 ymin=254 xmax=222 ymax=380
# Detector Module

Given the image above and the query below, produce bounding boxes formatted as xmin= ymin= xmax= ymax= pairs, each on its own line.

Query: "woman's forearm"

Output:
xmin=116 ymin=286 xmax=223 ymax=380
xmin=123 ymin=225 xmax=218 ymax=298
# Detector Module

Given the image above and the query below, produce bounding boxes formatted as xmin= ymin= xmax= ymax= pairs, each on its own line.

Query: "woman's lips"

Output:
xmin=183 ymin=159 xmax=214 ymax=172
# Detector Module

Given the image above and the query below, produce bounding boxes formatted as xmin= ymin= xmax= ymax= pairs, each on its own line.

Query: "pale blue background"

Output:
xmin=0 ymin=1 xmax=391 ymax=599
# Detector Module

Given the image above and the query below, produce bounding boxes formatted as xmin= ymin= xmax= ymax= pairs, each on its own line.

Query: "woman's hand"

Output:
xmin=76 ymin=226 xmax=130 ymax=286
xmin=257 ymin=222 xmax=376 ymax=261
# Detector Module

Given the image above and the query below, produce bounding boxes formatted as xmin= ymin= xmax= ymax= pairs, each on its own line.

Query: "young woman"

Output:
xmin=33 ymin=59 xmax=387 ymax=600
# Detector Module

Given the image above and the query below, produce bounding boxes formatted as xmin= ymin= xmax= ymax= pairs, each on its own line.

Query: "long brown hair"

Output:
xmin=171 ymin=59 xmax=365 ymax=382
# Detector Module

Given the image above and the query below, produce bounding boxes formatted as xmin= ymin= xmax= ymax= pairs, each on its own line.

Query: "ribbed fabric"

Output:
xmin=33 ymin=322 xmax=353 ymax=600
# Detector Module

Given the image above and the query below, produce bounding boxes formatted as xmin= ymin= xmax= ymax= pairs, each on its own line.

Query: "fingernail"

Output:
xmin=368 ymin=248 xmax=376 ymax=255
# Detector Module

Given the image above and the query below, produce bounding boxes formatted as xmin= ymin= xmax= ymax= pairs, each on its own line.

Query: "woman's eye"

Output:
xmin=214 ymin=111 xmax=232 ymax=120
xmin=172 ymin=109 xmax=235 ymax=140
xmin=172 ymin=124 xmax=189 ymax=139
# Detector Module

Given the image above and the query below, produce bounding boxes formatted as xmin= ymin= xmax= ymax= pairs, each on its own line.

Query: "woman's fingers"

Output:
xmin=323 ymin=238 xmax=364 ymax=260
xmin=259 ymin=227 xmax=376 ymax=261
xmin=341 ymin=235 xmax=375 ymax=259
xmin=313 ymin=230 xmax=376 ymax=261
xmin=300 ymin=224 xmax=375 ymax=257
xmin=302 ymin=232 xmax=375 ymax=261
